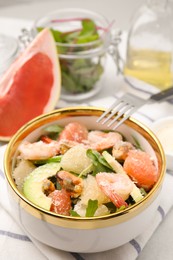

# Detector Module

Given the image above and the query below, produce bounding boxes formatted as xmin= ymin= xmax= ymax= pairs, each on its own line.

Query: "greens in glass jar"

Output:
xmin=37 ymin=18 xmax=105 ymax=94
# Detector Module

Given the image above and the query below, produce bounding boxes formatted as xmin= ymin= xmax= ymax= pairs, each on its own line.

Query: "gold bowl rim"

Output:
xmin=4 ymin=106 xmax=166 ymax=229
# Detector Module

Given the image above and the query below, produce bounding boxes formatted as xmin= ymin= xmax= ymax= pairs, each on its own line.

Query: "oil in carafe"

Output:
xmin=124 ymin=49 xmax=173 ymax=90
xmin=124 ymin=0 xmax=173 ymax=90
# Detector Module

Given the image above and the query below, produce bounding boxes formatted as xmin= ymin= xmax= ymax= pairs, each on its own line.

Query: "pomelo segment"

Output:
xmin=123 ymin=150 xmax=159 ymax=190
xmin=0 ymin=28 xmax=61 ymax=141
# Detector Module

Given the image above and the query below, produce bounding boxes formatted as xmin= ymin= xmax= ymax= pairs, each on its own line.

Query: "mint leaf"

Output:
xmin=85 ymin=199 xmax=98 ymax=217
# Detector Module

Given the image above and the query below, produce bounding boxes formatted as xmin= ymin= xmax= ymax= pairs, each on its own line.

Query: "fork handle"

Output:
xmin=150 ymin=87 xmax=173 ymax=101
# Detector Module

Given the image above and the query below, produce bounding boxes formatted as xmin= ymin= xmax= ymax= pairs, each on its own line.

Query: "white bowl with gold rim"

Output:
xmin=4 ymin=107 xmax=165 ymax=253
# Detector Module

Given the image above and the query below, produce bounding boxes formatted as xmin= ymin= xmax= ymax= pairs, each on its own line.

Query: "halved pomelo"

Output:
xmin=0 ymin=28 xmax=61 ymax=141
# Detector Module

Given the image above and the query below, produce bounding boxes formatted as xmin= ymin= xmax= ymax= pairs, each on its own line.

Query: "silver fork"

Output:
xmin=97 ymin=87 xmax=173 ymax=130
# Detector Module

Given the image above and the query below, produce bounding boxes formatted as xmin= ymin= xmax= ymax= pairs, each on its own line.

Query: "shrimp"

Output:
xmin=17 ymin=122 xmax=88 ymax=161
xmin=123 ymin=150 xmax=159 ymax=190
xmin=48 ymin=189 xmax=71 ymax=216
xmin=42 ymin=135 xmax=85 ymax=155
xmin=96 ymin=172 xmax=133 ymax=208
xmin=58 ymin=122 xmax=88 ymax=143
xmin=57 ymin=170 xmax=83 ymax=198
xmin=112 ymin=140 xmax=135 ymax=161
xmin=88 ymin=131 xmax=122 ymax=151
xmin=18 ymin=140 xmax=59 ymax=160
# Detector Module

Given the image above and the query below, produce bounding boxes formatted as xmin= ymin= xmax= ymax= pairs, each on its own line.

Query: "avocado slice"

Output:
xmin=23 ymin=162 xmax=61 ymax=210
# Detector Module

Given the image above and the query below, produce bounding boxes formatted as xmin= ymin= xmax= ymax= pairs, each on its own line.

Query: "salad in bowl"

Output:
xmin=14 ymin=121 xmax=158 ymax=218
xmin=4 ymin=107 xmax=165 ymax=252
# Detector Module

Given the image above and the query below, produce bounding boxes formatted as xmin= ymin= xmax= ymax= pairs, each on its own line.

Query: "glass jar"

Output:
xmin=32 ymin=8 xmax=112 ymax=101
xmin=0 ymin=34 xmax=18 ymax=76
xmin=124 ymin=0 xmax=173 ymax=91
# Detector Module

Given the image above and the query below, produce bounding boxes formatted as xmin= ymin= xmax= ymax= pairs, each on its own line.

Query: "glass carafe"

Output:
xmin=124 ymin=0 xmax=173 ymax=91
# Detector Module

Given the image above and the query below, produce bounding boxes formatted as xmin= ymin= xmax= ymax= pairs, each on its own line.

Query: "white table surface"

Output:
xmin=0 ymin=0 xmax=145 ymax=30
xmin=0 ymin=1 xmax=173 ymax=260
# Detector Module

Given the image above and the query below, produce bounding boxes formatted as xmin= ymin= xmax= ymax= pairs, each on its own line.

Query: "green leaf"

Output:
xmin=76 ymin=19 xmax=99 ymax=44
xmin=86 ymin=149 xmax=112 ymax=176
xmin=82 ymin=19 xmax=97 ymax=34
xmin=44 ymin=125 xmax=64 ymax=133
xmin=63 ymin=31 xmax=80 ymax=43
xmin=37 ymin=27 xmax=63 ymax=43
xmin=37 ymin=19 xmax=99 ymax=45
xmin=85 ymin=199 xmax=98 ymax=217
xmin=132 ymin=135 xmax=144 ymax=151
xmin=73 ymin=66 xmax=96 ymax=76
xmin=37 ymin=19 xmax=104 ymax=94
xmin=33 ymin=155 xmax=62 ymax=165
xmin=98 ymin=156 xmax=113 ymax=169
xmin=78 ymin=163 xmax=93 ymax=178
xmin=62 ymin=71 xmax=77 ymax=93
xmin=36 ymin=27 xmax=44 ymax=33
xmin=116 ymin=205 xmax=126 ymax=212
xmin=104 ymin=203 xmax=126 ymax=214
xmin=104 ymin=202 xmax=117 ymax=214
xmin=70 ymin=210 xmax=81 ymax=217
xmin=42 ymin=123 xmax=64 ymax=139
xmin=140 ymin=187 xmax=147 ymax=197
xmin=77 ymin=34 xmax=99 ymax=44
xmin=72 ymin=58 xmax=89 ymax=69
xmin=50 ymin=28 xmax=64 ymax=43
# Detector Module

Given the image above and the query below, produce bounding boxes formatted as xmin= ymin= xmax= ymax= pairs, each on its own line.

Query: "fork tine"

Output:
xmin=112 ymin=106 xmax=138 ymax=130
xmin=97 ymin=92 xmax=146 ymax=130
xmin=107 ymin=103 xmax=133 ymax=127
xmin=101 ymin=101 xmax=126 ymax=125
xmin=96 ymin=99 xmax=122 ymax=123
